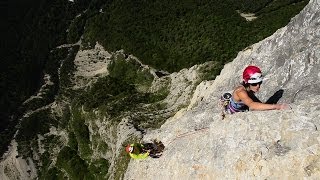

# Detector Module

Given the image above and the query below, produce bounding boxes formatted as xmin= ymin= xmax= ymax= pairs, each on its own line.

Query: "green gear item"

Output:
xmin=128 ymin=143 xmax=149 ymax=159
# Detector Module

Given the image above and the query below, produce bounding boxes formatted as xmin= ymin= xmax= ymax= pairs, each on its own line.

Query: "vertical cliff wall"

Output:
xmin=125 ymin=0 xmax=320 ymax=179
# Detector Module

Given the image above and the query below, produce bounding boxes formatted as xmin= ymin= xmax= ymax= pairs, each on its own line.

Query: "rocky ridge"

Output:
xmin=0 ymin=37 xmax=214 ymax=180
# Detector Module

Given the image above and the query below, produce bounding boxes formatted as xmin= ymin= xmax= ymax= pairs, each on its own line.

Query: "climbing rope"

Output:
xmin=167 ymin=127 xmax=210 ymax=146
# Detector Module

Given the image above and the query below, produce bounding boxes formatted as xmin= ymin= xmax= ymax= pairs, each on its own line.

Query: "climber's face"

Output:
xmin=249 ymin=81 xmax=262 ymax=92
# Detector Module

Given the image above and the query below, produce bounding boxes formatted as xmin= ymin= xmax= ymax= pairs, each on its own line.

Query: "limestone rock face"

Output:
xmin=0 ymin=141 xmax=37 ymax=180
xmin=125 ymin=0 xmax=320 ymax=179
xmin=73 ymin=43 xmax=111 ymax=89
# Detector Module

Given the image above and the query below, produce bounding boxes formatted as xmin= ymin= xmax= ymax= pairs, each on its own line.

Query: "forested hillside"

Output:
xmin=1 ymin=0 xmax=90 ymax=156
xmin=82 ymin=0 xmax=308 ymax=72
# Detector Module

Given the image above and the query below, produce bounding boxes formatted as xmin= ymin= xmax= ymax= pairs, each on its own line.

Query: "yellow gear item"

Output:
xmin=128 ymin=143 xmax=149 ymax=159
xmin=129 ymin=152 xmax=149 ymax=159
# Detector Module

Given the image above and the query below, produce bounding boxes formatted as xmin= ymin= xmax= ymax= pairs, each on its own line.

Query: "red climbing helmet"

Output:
xmin=243 ymin=65 xmax=263 ymax=84
xmin=125 ymin=144 xmax=133 ymax=153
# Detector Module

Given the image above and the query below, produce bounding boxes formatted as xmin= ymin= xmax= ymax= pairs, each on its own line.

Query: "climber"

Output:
xmin=225 ymin=65 xmax=288 ymax=114
xmin=125 ymin=143 xmax=150 ymax=159
xmin=125 ymin=140 xmax=165 ymax=159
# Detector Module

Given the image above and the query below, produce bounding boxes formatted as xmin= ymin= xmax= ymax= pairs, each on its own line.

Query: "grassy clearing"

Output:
xmin=70 ymin=106 xmax=92 ymax=159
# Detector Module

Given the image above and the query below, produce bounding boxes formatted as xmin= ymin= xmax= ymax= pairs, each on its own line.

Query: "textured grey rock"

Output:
xmin=0 ymin=141 xmax=37 ymax=180
xmin=125 ymin=0 xmax=320 ymax=179
xmin=73 ymin=43 xmax=111 ymax=89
